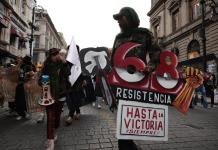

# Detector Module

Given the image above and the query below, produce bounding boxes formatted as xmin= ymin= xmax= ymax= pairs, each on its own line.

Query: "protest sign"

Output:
xmin=117 ymin=100 xmax=168 ymax=141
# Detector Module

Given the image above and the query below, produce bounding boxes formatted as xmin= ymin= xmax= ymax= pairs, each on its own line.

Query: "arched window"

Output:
xmin=187 ymin=40 xmax=200 ymax=59
xmin=171 ymin=47 xmax=179 ymax=56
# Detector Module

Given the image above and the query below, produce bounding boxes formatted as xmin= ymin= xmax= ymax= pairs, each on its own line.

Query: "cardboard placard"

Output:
xmin=117 ymin=100 xmax=168 ymax=141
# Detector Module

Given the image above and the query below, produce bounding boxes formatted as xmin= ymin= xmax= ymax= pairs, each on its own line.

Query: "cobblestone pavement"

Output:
xmin=0 ymin=102 xmax=218 ymax=150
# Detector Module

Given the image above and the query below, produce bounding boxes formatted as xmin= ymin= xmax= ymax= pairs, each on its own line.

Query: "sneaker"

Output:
xmin=75 ymin=113 xmax=80 ymax=120
xmin=37 ymin=113 xmax=45 ymax=123
xmin=16 ymin=116 xmax=22 ymax=120
xmin=92 ymin=102 xmax=96 ymax=107
xmin=65 ymin=116 xmax=73 ymax=125
xmin=46 ymin=139 xmax=54 ymax=150
xmin=97 ymin=104 xmax=101 ymax=109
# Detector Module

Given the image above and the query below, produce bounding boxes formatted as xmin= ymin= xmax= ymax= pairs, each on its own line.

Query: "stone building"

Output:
xmin=32 ymin=9 xmax=67 ymax=64
xmin=0 ymin=0 xmax=36 ymax=65
xmin=148 ymin=0 xmax=218 ymax=77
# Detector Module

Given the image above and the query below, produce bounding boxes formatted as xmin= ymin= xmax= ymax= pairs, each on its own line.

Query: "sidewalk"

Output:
xmin=0 ymin=102 xmax=218 ymax=150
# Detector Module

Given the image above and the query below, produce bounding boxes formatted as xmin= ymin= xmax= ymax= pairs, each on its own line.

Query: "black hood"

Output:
xmin=113 ymin=7 xmax=140 ymax=29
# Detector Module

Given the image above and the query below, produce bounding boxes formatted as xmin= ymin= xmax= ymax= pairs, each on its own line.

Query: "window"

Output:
xmin=190 ymin=0 xmax=201 ymax=21
xmin=187 ymin=40 xmax=200 ymax=59
xmin=18 ymin=39 xmax=26 ymax=49
xmin=171 ymin=47 xmax=179 ymax=56
xmin=34 ymin=35 xmax=40 ymax=48
xmin=168 ymin=0 xmax=181 ymax=32
xmin=33 ymin=52 xmax=39 ymax=64
xmin=172 ymin=10 xmax=179 ymax=32
xmin=10 ymin=35 xmax=16 ymax=46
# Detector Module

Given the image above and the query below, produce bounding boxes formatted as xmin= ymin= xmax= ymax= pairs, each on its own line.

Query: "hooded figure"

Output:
xmin=111 ymin=7 xmax=162 ymax=150
xmin=111 ymin=7 xmax=161 ymax=71
xmin=113 ymin=7 xmax=140 ymax=30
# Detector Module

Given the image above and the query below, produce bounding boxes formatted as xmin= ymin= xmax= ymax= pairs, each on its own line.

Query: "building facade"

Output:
xmin=148 ymin=0 xmax=218 ymax=77
xmin=32 ymin=9 xmax=67 ymax=64
xmin=0 ymin=0 xmax=37 ymax=65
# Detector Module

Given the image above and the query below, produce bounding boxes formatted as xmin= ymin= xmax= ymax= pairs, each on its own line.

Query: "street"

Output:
xmin=0 ymin=102 xmax=218 ymax=150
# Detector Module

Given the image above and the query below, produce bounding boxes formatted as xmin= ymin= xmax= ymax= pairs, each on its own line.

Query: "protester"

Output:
xmin=39 ymin=48 xmax=70 ymax=150
xmin=15 ymin=55 xmax=35 ymax=120
xmin=65 ymin=45 xmax=86 ymax=125
xmin=111 ymin=7 xmax=161 ymax=150
xmin=205 ymin=72 xmax=216 ymax=108
xmin=193 ymin=84 xmax=208 ymax=108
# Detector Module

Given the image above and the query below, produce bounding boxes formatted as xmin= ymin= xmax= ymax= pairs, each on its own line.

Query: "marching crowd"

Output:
xmin=0 ymin=6 xmax=217 ymax=150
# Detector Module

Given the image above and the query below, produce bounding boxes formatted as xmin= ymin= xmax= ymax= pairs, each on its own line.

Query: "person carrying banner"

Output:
xmin=65 ymin=45 xmax=86 ymax=125
xmin=39 ymin=48 xmax=70 ymax=150
xmin=111 ymin=7 xmax=161 ymax=150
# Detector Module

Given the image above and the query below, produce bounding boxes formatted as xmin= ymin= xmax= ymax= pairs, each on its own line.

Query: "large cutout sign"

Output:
xmin=79 ymin=42 xmax=203 ymax=114
xmin=79 ymin=42 xmax=203 ymax=141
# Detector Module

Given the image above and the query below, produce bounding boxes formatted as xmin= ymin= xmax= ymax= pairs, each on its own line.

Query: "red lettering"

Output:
xmin=152 ymin=110 xmax=157 ymax=120
xmin=127 ymin=107 xmax=133 ymax=118
xmin=124 ymin=118 xmax=131 ymax=128
xmin=136 ymin=119 xmax=140 ymax=129
xmin=141 ymin=109 xmax=146 ymax=119
xmin=158 ymin=121 xmax=163 ymax=131
xmin=141 ymin=120 xmax=145 ymax=129
xmin=150 ymin=121 xmax=154 ymax=130
xmin=134 ymin=108 xmax=140 ymax=118
xmin=148 ymin=109 xmax=152 ymax=119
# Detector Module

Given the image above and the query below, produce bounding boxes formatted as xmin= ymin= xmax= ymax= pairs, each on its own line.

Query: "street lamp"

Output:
xmin=29 ymin=5 xmax=43 ymax=57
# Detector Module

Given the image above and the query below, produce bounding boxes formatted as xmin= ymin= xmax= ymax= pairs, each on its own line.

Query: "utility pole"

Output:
xmin=29 ymin=6 xmax=36 ymax=57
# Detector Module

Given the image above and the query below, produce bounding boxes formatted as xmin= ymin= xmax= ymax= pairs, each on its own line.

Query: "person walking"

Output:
xmin=65 ymin=45 xmax=86 ymax=125
xmin=205 ymin=73 xmax=216 ymax=108
xmin=193 ymin=84 xmax=208 ymax=108
xmin=39 ymin=48 xmax=70 ymax=150
xmin=15 ymin=55 xmax=35 ymax=120
xmin=111 ymin=7 xmax=161 ymax=150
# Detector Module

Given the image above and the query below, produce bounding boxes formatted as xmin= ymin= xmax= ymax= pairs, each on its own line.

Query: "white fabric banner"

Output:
xmin=66 ymin=37 xmax=82 ymax=86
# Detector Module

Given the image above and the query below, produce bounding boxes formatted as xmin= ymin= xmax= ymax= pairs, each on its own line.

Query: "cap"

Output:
xmin=113 ymin=7 xmax=134 ymax=20
xmin=48 ymin=48 xmax=60 ymax=56
xmin=113 ymin=7 xmax=140 ymax=28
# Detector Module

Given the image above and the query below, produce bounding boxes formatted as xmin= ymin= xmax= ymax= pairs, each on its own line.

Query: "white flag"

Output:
xmin=66 ymin=37 xmax=82 ymax=86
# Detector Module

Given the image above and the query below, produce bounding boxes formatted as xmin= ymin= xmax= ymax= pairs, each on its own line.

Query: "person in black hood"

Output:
xmin=111 ymin=7 xmax=161 ymax=71
xmin=111 ymin=7 xmax=161 ymax=150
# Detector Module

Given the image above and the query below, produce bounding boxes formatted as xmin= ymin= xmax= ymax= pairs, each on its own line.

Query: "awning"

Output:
xmin=179 ymin=54 xmax=217 ymax=66
xmin=0 ymin=49 xmax=17 ymax=59
xmin=10 ymin=28 xmax=22 ymax=37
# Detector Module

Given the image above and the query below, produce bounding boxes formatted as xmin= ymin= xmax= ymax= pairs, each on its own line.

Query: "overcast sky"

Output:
xmin=37 ymin=0 xmax=151 ymax=49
